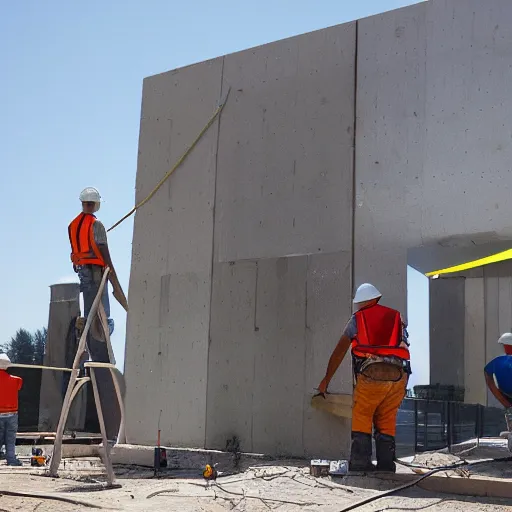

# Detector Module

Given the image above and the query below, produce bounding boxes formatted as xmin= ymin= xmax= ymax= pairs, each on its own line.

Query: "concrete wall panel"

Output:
xmin=464 ymin=278 xmax=486 ymax=405
xmin=355 ymin=3 xmax=427 ymax=313
xmin=214 ymin=24 xmax=356 ymax=262
xmin=125 ymin=59 xmax=223 ymax=446
xmin=206 ymin=261 xmax=258 ymax=452
xmin=302 ymin=251 xmax=352 ymax=459
xmin=422 ymin=0 xmax=512 ymax=242
xmin=251 ymin=257 xmax=308 ymax=456
xmin=429 ymin=278 xmax=465 ymax=387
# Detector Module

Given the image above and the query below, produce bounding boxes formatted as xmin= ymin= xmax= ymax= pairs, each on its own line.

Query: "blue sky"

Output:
xmin=1 ymin=0 xmax=428 ymax=382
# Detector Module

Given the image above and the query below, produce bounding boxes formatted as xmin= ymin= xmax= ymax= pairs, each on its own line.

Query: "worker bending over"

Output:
xmin=484 ymin=333 xmax=512 ymax=436
xmin=0 ymin=354 xmax=23 ymax=466
xmin=317 ymin=284 xmax=411 ymax=473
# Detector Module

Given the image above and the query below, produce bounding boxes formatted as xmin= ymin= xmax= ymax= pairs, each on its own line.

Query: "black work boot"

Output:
xmin=374 ymin=432 xmax=396 ymax=473
xmin=348 ymin=431 xmax=374 ymax=472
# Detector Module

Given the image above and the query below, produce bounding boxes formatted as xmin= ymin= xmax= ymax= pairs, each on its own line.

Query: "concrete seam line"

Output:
xmin=204 ymin=56 xmax=226 ymax=450
xmin=350 ymin=19 xmax=358 ymax=298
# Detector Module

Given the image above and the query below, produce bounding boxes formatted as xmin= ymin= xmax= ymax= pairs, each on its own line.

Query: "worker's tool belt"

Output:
xmin=353 ymin=355 xmax=410 ymax=382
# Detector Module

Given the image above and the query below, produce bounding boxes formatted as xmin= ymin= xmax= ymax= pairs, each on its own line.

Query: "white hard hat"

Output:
xmin=353 ymin=283 xmax=382 ymax=304
xmin=79 ymin=187 xmax=101 ymax=203
xmin=497 ymin=333 xmax=512 ymax=346
xmin=0 ymin=353 xmax=11 ymax=369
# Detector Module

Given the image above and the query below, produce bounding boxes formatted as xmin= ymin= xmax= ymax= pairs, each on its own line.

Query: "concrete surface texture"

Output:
xmin=428 ymin=261 xmax=512 ymax=406
xmin=125 ymin=0 xmax=512 ymax=455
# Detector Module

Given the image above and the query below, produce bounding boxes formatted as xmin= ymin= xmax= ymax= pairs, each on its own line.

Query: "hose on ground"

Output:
xmin=336 ymin=456 xmax=512 ymax=512
xmin=0 ymin=489 xmax=103 ymax=508
xmin=146 ymin=456 xmax=512 ymax=510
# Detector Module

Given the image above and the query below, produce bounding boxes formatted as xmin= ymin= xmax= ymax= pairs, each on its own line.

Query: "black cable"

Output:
xmin=0 ymin=489 xmax=103 ymax=508
xmin=336 ymin=456 xmax=512 ymax=512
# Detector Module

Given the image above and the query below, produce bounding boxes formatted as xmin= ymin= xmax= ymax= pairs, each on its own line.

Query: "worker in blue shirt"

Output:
xmin=484 ymin=333 xmax=512 ymax=439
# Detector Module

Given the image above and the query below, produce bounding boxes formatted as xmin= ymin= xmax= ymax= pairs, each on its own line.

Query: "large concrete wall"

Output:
xmin=125 ymin=24 xmax=356 ymax=456
xmin=126 ymin=0 xmax=512 ymax=454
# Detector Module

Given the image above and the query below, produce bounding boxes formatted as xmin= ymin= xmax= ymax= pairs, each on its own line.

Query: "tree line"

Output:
xmin=1 ymin=328 xmax=47 ymax=365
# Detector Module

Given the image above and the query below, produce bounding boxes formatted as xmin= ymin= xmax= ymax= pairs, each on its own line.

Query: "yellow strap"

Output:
xmin=425 ymin=247 xmax=512 ymax=277
xmin=107 ymin=87 xmax=231 ymax=232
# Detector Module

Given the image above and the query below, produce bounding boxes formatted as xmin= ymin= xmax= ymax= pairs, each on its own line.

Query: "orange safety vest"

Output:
xmin=68 ymin=213 xmax=106 ymax=267
xmin=351 ymin=304 xmax=410 ymax=360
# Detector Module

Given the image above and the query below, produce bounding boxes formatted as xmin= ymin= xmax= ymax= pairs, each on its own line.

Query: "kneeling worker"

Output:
xmin=317 ymin=283 xmax=411 ymax=472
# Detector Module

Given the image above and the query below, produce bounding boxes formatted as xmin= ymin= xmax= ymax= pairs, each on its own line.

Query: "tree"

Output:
xmin=1 ymin=327 xmax=47 ymax=364
xmin=3 ymin=329 xmax=35 ymax=364
xmin=33 ymin=328 xmax=47 ymax=365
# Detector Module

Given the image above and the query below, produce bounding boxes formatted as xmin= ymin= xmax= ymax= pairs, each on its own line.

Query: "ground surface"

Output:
xmin=1 ymin=460 xmax=511 ymax=512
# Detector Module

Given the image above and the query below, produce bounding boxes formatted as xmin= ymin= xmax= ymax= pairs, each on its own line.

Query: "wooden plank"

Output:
xmin=310 ymin=393 xmax=352 ymax=419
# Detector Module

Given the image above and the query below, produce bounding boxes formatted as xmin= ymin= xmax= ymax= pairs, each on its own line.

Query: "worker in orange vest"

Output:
xmin=317 ymin=283 xmax=411 ymax=473
xmin=68 ymin=187 xmax=121 ymax=335
xmin=68 ymin=187 xmax=126 ymax=440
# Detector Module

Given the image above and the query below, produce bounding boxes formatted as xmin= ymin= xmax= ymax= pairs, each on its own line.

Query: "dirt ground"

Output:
xmin=0 ymin=461 xmax=511 ymax=512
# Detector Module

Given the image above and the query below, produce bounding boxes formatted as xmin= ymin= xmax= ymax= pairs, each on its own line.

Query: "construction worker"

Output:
xmin=317 ymin=283 xmax=411 ymax=473
xmin=484 ymin=333 xmax=512 ymax=437
xmin=68 ymin=187 xmax=126 ymax=440
xmin=69 ymin=187 xmax=117 ymax=335
xmin=0 ymin=354 xmax=23 ymax=466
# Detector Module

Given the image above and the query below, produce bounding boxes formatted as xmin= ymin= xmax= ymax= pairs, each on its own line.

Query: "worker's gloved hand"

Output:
xmin=315 ymin=378 xmax=329 ymax=398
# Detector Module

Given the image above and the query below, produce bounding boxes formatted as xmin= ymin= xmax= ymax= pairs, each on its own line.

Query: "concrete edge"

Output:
xmin=111 ymin=444 xmax=302 ymax=470
xmin=375 ymin=472 xmax=512 ymax=499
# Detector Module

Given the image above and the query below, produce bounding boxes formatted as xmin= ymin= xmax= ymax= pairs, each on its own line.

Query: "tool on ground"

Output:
xmin=203 ymin=463 xmax=218 ymax=487
xmin=310 ymin=459 xmax=331 ymax=477
xmin=107 ymin=87 xmax=231 ymax=233
xmin=30 ymin=447 xmax=47 ymax=467
xmin=153 ymin=410 xmax=166 ymax=476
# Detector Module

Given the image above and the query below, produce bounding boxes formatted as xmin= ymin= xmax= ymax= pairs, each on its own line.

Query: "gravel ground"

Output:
xmin=0 ymin=462 xmax=511 ymax=512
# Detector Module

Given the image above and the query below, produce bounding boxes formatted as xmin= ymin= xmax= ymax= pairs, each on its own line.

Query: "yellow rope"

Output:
xmin=107 ymin=88 xmax=231 ymax=232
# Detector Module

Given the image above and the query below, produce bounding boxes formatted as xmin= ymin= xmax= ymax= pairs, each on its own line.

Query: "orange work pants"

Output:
xmin=352 ymin=373 xmax=407 ymax=436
